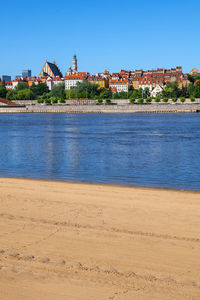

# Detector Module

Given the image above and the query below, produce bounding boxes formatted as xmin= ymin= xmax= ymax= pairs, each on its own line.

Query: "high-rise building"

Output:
xmin=1 ymin=75 xmax=11 ymax=82
xmin=22 ymin=70 xmax=32 ymax=78
xmin=72 ymin=54 xmax=77 ymax=73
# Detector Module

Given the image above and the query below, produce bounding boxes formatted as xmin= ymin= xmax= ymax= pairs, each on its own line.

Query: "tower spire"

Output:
xmin=72 ymin=54 xmax=77 ymax=73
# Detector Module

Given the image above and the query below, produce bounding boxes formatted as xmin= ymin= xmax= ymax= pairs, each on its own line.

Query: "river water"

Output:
xmin=0 ymin=113 xmax=200 ymax=191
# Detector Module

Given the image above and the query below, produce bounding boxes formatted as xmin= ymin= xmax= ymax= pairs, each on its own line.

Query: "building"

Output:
xmin=151 ymin=85 xmax=163 ymax=97
xmin=87 ymin=75 xmax=108 ymax=88
xmin=1 ymin=75 xmax=11 ymax=82
xmin=12 ymin=79 xmax=28 ymax=89
xmin=39 ymin=61 xmax=63 ymax=78
xmin=22 ymin=70 xmax=31 ymax=78
xmin=73 ymin=54 xmax=77 ymax=73
xmin=46 ymin=77 xmax=64 ymax=90
xmin=65 ymin=73 xmax=86 ymax=90
xmin=109 ymin=79 xmax=129 ymax=93
xmin=66 ymin=55 xmax=78 ymax=75
xmin=5 ymin=81 xmax=13 ymax=90
xmin=190 ymin=68 xmax=200 ymax=77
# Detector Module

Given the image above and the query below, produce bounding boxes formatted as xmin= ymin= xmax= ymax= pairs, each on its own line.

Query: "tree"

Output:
xmin=131 ymin=90 xmax=138 ymax=99
xmin=187 ymin=74 xmax=195 ymax=84
xmin=194 ymin=81 xmax=200 ymax=98
xmin=77 ymin=90 xmax=87 ymax=98
xmin=30 ymin=83 xmax=49 ymax=98
xmin=188 ymin=83 xmax=194 ymax=96
xmin=6 ymin=90 xmax=16 ymax=100
xmin=100 ymin=89 xmax=112 ymax=99
xmin=137 ymin=88 xmax=143 ymax=98
xmin=16 ymin=89 xmax=34 ymax=100
xmin=15 ymin=83 xmax=28 ymax=91
xmin=0 ymin=85 xmax=7 ymax=98
xmin=51 ymin=83 xmax=65 ymax=100
xmin=162 ymin=82 xmax=179 ymax=98
xmin=72 ymin=80 xmax=100 ymax=99
xmin=144 ymin=87 xmax=150 ymax=98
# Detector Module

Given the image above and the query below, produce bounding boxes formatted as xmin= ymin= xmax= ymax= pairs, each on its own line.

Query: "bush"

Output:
xmin=162 ymin=97 xmax=168 ymax=103
xmin=98 ymin=99 xmax=103 ymax=104
xmin=155 ymin=97 xmax=160 ymax=103
xmin=37 ymin=98 xmax=44 ymax=104
xmin=105 ymin=99 xmax=111 ymax=104
xmin=45 ymin=98 xmax=51 ymax=105
xmin=59 ymin=99 xmax=65 ymax=104
xmin=190 ymin=96 xmax=195 ymax=102
xmin=146 ymin=97 xmax=152 ymax=103
xmin=180 ymin=97 xmax=185 ymax=103
xmin=129 ymin=98 xmax=135 ymax=104
xmin=172 ymin=97 xmax=177 ymax=102
xmin=137 ymin=98 xmax=143 ymax=104
xmin=52 ymin=98 xmax=58 ymax=104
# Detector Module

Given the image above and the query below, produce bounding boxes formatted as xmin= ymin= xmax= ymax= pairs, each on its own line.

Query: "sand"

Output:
xmin=0 ymin=178 xmax=199 ymax=300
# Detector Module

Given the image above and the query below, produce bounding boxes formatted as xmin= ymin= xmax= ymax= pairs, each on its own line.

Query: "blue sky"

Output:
xmin=1 ymin=0 xmax=200 ymax=78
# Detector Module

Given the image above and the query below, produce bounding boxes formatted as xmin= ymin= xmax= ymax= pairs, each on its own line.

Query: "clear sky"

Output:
xmin=1 ymin=0 xmax=200 ymax=78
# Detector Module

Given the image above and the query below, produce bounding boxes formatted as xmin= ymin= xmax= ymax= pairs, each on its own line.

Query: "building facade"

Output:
xmin=22 ymin=70 xmax=32 ymax=78
xmin=1 ymin=75 xmax=11 ymax=82
xmin=65 ymin=74 xmax=86 ymax=90
xmin=39 ymin=61 xmax=63 ymax=78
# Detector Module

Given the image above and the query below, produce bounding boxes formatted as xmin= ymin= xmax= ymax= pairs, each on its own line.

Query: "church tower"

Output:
xmin=72 ymin=54 xmax=77 ymax=73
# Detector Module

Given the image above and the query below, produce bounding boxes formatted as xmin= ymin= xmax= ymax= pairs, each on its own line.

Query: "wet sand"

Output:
xmin=0 ymin=178 xmax=199 ymax=299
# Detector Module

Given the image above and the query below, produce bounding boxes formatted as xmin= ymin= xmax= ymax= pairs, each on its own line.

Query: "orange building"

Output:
xmin=87 ymin=75 xmax=108 ymax=88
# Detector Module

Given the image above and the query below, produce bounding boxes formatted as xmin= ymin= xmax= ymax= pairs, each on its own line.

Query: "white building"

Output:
xmin=151 ymin=85 xmax=163 ymax=97
xmin=46 ymin=77 xmax=64 ymax=91
xmin=12 ymin=80 xmax=28 ymax=89
xmin=65 ymin=75 xmax=85 ymax=90
xmin=109 ymin=80 xmax=129 ymax=93
xmin=139 ymin=84 xmax=153 ymax=91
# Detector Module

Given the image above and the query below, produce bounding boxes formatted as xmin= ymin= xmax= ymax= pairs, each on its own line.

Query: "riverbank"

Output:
xmin=0 ymin=103 xmax=200 ymax=113
xmin=0 ymin=178 xmax=199 ymax=299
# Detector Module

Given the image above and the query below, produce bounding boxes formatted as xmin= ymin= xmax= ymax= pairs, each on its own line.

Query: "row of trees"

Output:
xmin=2 ymin=82 xmax=49 ymax=100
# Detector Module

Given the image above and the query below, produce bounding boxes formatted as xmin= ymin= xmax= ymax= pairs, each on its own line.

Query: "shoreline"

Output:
xmin=0 ymin=178 xmax=200 ymax=299
xmin=2 ymin=176 xmax=200 ymax=194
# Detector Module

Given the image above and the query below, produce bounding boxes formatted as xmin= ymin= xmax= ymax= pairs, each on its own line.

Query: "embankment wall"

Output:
xmin=0 ymin=103 xmax=200 ymax=113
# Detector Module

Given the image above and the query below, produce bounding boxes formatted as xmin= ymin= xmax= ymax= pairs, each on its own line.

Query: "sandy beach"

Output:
xmin=0 ymin=178 xmax=199 ymax=299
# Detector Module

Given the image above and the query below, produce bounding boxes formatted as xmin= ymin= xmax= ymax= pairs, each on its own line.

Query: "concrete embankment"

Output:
xmin=0 ymin=103 xmax=200 ymax=113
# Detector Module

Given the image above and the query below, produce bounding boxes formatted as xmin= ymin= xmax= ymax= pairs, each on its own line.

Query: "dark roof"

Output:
xmin=47 ymin=62 xmax=63 ymax=78
xmin=0 ymin=97 xmax=19 ymax=106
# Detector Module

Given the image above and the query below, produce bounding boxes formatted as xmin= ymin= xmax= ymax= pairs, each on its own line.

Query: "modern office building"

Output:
xmin=1 ymin=75 xmax=11 ymax=82
xmin=22 ymin=70 xmax=32 ymax=78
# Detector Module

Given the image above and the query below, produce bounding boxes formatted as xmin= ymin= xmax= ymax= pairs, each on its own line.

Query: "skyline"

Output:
xmin=1 ymin=0 xmax=200 ymax=78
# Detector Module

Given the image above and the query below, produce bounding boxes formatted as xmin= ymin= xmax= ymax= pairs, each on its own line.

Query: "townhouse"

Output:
xmin=65 ymin=73 xmax=88 ymax=90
